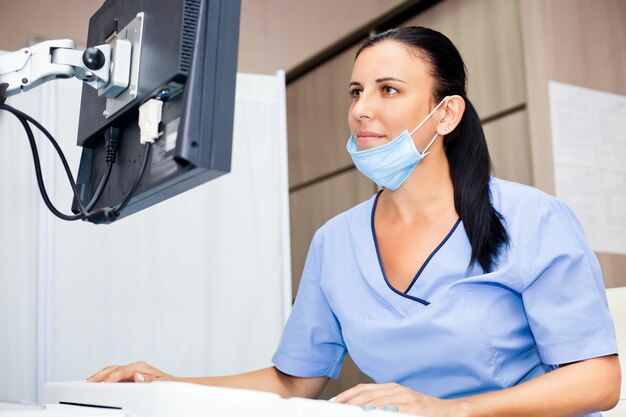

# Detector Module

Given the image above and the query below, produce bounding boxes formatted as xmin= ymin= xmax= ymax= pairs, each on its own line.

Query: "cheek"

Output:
xmin=347 ymin=105 xmax=357 ymax=132
xmin=386 ymin=113 xmax=413 ymax=136
xmin=348 ymin=120 xmax=356 ymax=135
xmin=391 ymin=103 xmax=427 ymax=133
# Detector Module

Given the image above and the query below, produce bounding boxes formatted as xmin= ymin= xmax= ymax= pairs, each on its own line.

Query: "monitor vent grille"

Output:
xmin=180 ymin=0 xmax=201 ymax=74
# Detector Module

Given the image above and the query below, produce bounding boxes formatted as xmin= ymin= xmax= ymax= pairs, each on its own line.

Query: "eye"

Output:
xmin=349 ymin=88 xmax=362 ymax=100
xmin=382 ymin=85 xmax=399 ymax=95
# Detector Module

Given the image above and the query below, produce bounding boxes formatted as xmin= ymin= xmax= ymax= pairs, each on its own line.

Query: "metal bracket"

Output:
xmin=103 ymin=12 xmax=144 ymax=119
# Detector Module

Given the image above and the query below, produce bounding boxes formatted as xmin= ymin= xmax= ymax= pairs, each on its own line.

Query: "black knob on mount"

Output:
xmin=82 ymin=47 xmax=106 ymax=70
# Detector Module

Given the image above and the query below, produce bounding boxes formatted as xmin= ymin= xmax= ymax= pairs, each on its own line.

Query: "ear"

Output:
xmin=437 ymin=95 xmax=465 ymax=136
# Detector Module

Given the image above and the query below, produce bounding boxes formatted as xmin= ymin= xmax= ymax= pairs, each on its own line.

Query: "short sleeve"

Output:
xmin=271 ymin=230 xmax=347 ymax=378
xmin=522 ymin=197 xmax=618 ymax=365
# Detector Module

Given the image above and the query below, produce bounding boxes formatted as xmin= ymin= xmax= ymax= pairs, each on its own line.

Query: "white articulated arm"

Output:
xmin=0 ymin=38 xmax=131 ymax=99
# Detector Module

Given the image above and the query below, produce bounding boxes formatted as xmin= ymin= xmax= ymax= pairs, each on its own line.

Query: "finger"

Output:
xmin=132 ymin=362 xmax=169 ymax=380
xmin=344 ymin=389 xmax=395 ymax=406
xmin=102 ymin=362 xmax=155 ymax=382
xmin=87 ymin=365 xmax=120 ymax=382
xmin=335 ymin=383 xmax=399 ymax=405
xmin=102 ymin=367 xmax=139 ymax=382
xmin=367 ymin=390 xmax=416 ymax=407
xmin=134 ymin=372 xmax=147 ymax=383
xmin=333 ymin=383 xmax=375 ymax=403
xmin=347 ymin=386 xmax=413 ymax=407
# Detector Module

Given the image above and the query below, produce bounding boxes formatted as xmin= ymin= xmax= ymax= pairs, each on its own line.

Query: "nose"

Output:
xmin=350 ymin=91 xmax=375 ymax=122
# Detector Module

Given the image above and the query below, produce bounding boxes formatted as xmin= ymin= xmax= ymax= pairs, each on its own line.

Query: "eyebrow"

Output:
xmin=349 ymin=77 xmax=407 ymax=87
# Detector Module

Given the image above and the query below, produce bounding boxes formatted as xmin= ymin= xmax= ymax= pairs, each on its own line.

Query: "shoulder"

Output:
xmin=490 ymin=177 xmax=589 ymax=256
xmin=489 ymin=177 xmax=570 ymax=223
xmin=489 ymin=178 xmax=595 ymax=289
xmin=489 ymin=177 xmax=587 ymax=250
xmin=490 ymin=177 xmax=552 ymax=211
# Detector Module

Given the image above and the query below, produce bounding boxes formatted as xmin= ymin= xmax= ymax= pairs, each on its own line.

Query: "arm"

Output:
xmin=88 ymin=362 xmax=329 ymax=399
xmin=334 ymin=355 xmax=621 ymax=417
xmin=179 ymin=367 xmax=329 ymax=399
xmin=456 ymin=355 xmax=621 ymax=417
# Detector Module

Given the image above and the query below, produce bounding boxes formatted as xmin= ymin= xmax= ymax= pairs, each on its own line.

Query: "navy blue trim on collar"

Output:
xmin=371 ymin=190 xmax=461 ymax=306
xmin=403 ymin=217 xmax=461 ymax=294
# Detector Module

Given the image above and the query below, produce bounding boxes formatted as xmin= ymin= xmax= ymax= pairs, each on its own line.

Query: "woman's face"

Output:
xmin=348 ymin=40 xmax=440 ymax=151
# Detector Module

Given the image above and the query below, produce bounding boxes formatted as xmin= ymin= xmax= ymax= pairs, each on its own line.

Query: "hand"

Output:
xmin=87 ymin=361 xmax=176 ymax=383
xmin=332 ymin=383 xmax=470 ymax=417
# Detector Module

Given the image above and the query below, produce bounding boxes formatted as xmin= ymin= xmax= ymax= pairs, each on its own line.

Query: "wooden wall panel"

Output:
xmin=238 ymin=0 xmax=406 ymax=74
xmin=483 ymin=110 xmax=533 ymax=185
xmin=403 ymin=0 xmax=526 ymax=119
xmin=520 ymin=0 xmax=626 ymax=288
xmin=287 ymin=44 xmax=362 ymax=188
xmin=599 ymin=254 xmax=626 ymax=289
xmin=289 ymin=170 xmax=376 ymax=300
xmin=0 ymin=0 xmax=101 ymax=50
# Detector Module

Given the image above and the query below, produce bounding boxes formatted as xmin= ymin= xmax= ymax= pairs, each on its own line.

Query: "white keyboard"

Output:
xmin=0 ymin=402 xmax=121 ymax=416
xmin=0 ymin=381 xmax=412 ymax=417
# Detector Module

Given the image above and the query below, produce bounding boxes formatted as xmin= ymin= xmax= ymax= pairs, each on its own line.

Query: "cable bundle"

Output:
xmin=0 ymin=95 xmax=152 ymax=223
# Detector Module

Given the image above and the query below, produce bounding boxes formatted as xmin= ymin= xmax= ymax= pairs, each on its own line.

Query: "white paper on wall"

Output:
xmin=549 ymin=81 xmax=626 ymax=255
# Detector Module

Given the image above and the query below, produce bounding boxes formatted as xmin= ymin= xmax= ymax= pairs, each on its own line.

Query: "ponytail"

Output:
xmin=444 ymin=98 xmax=508 ymax=272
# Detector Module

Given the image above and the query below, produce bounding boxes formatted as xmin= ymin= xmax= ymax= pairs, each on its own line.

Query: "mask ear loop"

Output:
xmin=420 ymin=132 xmax=440 ymax=157
xmin=409 ymin=96 xmax=449 ymax=156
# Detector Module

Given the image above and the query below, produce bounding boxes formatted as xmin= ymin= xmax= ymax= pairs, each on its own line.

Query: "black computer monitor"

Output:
xmin=72 ymin=0 xmax=240 ymax=224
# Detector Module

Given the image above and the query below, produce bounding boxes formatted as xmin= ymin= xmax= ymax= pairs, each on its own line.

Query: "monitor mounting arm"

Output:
xmin=0 ymin=38 xmax=132 ymax=100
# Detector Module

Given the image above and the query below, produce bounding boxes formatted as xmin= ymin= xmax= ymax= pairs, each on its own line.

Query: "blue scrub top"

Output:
xmin=272 ymin=178 xmax=617 ymax=415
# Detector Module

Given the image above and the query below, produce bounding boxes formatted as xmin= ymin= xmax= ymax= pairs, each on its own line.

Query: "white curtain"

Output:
xmin=0 ymin=67 xmax=45 ymax=405
xmin=0 ymin=71 xmax=291 ymax=404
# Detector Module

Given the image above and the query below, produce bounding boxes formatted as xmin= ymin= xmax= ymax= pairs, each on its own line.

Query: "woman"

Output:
xmin=89 ymin=27 xmax=621 ymax=417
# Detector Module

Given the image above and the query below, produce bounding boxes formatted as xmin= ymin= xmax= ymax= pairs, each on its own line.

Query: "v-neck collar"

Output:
xmin=370 ymin=190 xmax=461 ymax=306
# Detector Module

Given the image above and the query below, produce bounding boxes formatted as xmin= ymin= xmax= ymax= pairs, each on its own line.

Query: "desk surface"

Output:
xmin=0 ymin=381 xmax=413 ymax=417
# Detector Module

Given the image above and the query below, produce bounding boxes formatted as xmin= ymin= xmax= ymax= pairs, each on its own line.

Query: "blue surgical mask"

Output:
xmin=346 ymin=96 xmax=449 ymax=190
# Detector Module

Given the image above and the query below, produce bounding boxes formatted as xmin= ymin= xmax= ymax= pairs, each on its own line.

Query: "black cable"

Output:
xmin=10 ymin=106 xmax=116 ymax=214
xmin=85 ymin=160 xmax=113 ymax=211
xmin=0 ymin=83 xmax=8 ymax=105
xmin=0 ymin=103 xmax=131 ymax=222
xmin=13 ymin=107 xmax=84 ymax=221
xmin=83 ymin=127 xmax=119 ymax=211
xmin=2 ymin=103 xmax=89 ymax=215
xmin=85 ymin=142 xmax=152 ymax=223
xmin=113 ymin=142 xmax=152 ymax=215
